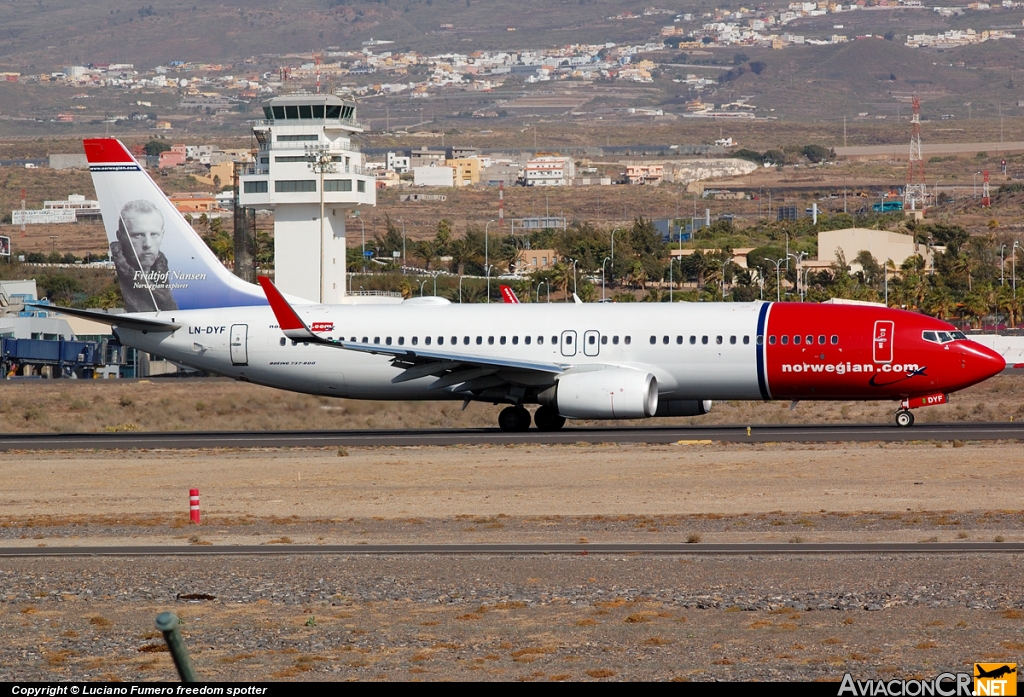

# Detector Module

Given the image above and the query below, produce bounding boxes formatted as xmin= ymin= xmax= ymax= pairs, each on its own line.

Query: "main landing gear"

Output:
xmin=497 ymin=405 xmax=566 ymax=432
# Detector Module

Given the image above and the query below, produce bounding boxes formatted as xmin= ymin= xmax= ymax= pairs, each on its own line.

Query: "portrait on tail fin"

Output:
xmin=111 ymin=199 xmax=178 ymax=312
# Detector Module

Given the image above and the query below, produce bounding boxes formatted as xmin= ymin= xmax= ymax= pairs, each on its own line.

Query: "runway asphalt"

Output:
xmin=0 ymin=422 xmax=1022 ymax=450
xmin=1 ymin=542 xmax=1022 ymax=557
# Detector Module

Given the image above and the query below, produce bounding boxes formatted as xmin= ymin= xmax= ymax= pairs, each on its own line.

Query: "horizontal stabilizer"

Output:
xmin=29 ymin=303 xmax=180 ymax=332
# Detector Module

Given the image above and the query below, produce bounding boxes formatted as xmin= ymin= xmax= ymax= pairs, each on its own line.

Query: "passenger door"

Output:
xmin=230 ymin=324 xmax=248 ymax=366
xmin=583 ymin=330 xmax=600 ymax=357
xmin=873 ymin=320 xmax=893 ymax=364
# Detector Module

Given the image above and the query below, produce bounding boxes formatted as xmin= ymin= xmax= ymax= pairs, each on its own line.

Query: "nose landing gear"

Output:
xmin=895 ymin=409 xmax=915 ymax=428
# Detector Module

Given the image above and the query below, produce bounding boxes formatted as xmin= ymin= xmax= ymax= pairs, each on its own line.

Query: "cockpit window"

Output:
xmin=923 ymin=330 xmax=961 ymax=345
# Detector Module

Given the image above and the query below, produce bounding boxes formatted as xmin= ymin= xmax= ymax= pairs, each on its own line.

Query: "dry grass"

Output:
xmin=2 ymin=375 xmax=1022 ymax=435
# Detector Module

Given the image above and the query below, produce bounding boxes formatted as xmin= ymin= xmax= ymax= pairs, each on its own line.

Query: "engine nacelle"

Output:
xmin=655 ymin=399 xmax=713 ymax=417
xmin=540 ymin=369 xmax=658 ymax=420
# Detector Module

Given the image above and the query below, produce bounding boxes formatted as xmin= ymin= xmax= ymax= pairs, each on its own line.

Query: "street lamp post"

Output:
xmin=568 ymin=258 xmax=578 ymax=300
xmin=353 ymin=213 xmax=366 ymax=274
xmin=1013 ymin=241 xmax=1023 ymax=294
xmin=787 ymin=252 xmax=806 ymax=301
xmin=400 ymin=218 xmax=406 ymax=269
xmin=306 ymin=144 xmax=337 ymax=303
xmin=1001 ymin=244 xmax=1007 ymax=286
xmin=484 ymin=219 xmax=496 ymax=288
xmin=610 ymin=227 xmax=620 ymax=287
xmin=601 ymin=256 xmax=611 ymax=301
xmin=764 ymin=257 xmax=785 ymax=303
xmin=536 ymin=281 xmax=548 ymax=303
xmin=485 ymin=264 xmax=493 ymax=303
xmin=459 ymin=275 xmax=465 ymax=304
xmin=419 ymin=280 xmax=427 ymax=297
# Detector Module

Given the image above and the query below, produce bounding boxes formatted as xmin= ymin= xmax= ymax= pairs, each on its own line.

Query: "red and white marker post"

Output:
xmin=189 ymin=488 xmax=200 ymax=524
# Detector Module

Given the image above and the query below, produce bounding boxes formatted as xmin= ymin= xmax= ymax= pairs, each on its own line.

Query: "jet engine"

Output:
xmin=539 ymin=369 xmax=658 ymax=420
xmin=654 ymin=399 xmax=713 ymax=417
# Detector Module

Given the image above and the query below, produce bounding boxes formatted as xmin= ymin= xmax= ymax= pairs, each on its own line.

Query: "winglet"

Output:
xmin=500 ymin=285 xmax=520 ymax=304
xmin=257 ymin=276 xmax=316 ymax=340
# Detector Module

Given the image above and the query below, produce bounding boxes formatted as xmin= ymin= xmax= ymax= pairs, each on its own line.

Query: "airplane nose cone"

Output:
xmin=964 ymin=341 xmax=1007 ymax=382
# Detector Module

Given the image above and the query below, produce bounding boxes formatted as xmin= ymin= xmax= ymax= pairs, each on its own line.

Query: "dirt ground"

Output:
xmin=2 ymin=380 xmax=1024 ymax=682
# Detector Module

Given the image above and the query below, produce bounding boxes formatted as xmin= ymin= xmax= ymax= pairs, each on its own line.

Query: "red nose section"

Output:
xmin=961 ymin=341 xmax=1007 ymax=385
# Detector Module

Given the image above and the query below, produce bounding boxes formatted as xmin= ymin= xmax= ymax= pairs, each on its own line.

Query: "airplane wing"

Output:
xmin=257 ymin=277 xmax=565 ymax=395
xmin=27 ymin=303 xmax=181 ymax=332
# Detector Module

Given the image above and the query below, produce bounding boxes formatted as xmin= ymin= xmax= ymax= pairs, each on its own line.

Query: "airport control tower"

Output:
xmin=238 ymin=94 xmax=374 ymax=303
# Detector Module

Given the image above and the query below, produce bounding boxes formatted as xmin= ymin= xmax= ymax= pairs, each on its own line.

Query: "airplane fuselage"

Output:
xmin=117 ymin=300 xmax=1001 ymax=407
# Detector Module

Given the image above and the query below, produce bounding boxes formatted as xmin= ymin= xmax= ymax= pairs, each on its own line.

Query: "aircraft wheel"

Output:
xmin=534 ymin=405 xmax=566 ymax=432
xmin=895 ymin=410 xmax=915 ymax=428
xmin=499 ymin=406 xmax=531 ymax=432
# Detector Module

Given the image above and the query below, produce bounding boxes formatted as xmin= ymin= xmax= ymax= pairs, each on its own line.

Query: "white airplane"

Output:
xmin=47 ymin=138 xmax=1005 ymax=432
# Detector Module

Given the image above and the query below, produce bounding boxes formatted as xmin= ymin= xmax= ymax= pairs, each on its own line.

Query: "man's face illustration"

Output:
xmin=124 ymin=210 xmax=165 ymax=270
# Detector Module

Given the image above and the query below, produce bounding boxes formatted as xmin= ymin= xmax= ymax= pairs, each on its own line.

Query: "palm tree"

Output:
xmin=413 ymin=239 xmax=441 ymax=271
xmin=446 ymin=237 xmax=478 ymax=276
xmin=924 ymin=286 xmax=956 ymax=320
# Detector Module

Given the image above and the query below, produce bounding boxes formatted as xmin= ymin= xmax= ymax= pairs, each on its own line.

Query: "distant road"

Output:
xmin=1 ymin=422 xmax=1021 ymax=451
xmin=1 ymin=542 xmax=1021 ymax=557
xmin=836 ymin=141 xmax=1024 ymax=158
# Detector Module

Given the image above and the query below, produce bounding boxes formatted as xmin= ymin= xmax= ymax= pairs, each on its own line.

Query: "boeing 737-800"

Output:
xmin=45 ymin=138 xmax=1006 ymax=432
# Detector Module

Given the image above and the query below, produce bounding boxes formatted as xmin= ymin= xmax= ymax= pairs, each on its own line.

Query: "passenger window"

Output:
xmin=411 ymin=337 xmax=418 ymax=346
xmin=701 ymin=336 xmax=708 ymax=345
xmin=512 ymin=336 xmax=518 ymax=345
xmin=525 ymin=336 xmax=532 ymax=345
xmin=488 ymin=336 xmax=495 ymax=345
xmin=538 ymin=336 xmax=544 ymax=345
xmin=424 ymin=337 xmax=430 ymax=345
xmin=291 ymin=340 xmax=298 ymax=346
xmin=564 ymin=335 xmax=572 ymax=344
xmin=477 ymin=336 xmax=483 ymax=345
xmin=552 ymin=336 xmax=557 ymax=344
xmin=676 ymin=336 xmax=683 ymax=344
xmin=660 ymin=335 xmax=667 ymax=344
xmin=398 ymin=337 xmax=405 ymax=346
xmin=744 ymin=336 xmax=751 ymax=345
xmin=612 ymin=336 xmax=619 ymax=345
xmin=806 ymin=335 xmax=813 ymax=345
xmin=463 ymin=336 xmax=470 ymax=345
xmin=362 ymin=337 xmax=368 ymax=343
xmin=601 ymin=336 xmax=608 ymax=345
xmin=650 ymin=335 xmax=656 ymax=345
xmin=373 ymin=337 xmax=380 ymax=344
xmin=437 ymin=337 xmax=443 ymax=345
xmin=625 ymin=336 xmax=631 ymax=345
xmin=781 ymin=336 xmax=789 ymax=345
xmin=831 ymin=335 xmax=838 ymax=345
xmin=768 ymin=336 xmax=775 ymax=345
xmin=386 ymin=337 xmax=392 ymax=345
xmin=689 ymin=336 xmax=696 ymax=345
xmin=818 ymin=335 xmax=825 ymax=345
xmin=793 ymin=335 xmax=801 ymax=345
xmin=729 ymin=336 xmax=736 ymax=345
xmin=588 ymin=335 xmax=596 ymax=345
xmin=280 ymin=337 xmax=286 ymax=346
